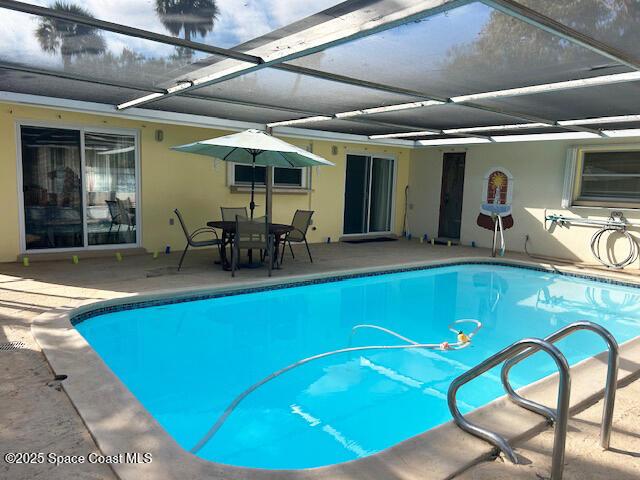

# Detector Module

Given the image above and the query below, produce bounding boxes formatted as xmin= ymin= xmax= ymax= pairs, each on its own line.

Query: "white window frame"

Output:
xmin=16 ymin=120 xmax=142 ymax=254
xmin=227 ymin=162 xmax=309 ymax=189
xmin=562 ymin=144 xmax=640 ymax=209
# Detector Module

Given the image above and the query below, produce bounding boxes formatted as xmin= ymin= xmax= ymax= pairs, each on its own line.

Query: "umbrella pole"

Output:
xmin=250 ymin=151 xmax=256 ymax=220
xmin=265 ymin=166 xmax=272 ymax=224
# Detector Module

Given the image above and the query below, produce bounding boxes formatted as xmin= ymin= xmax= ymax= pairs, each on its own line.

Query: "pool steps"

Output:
xmin=448 ymin=320 xmax=619 ymax=480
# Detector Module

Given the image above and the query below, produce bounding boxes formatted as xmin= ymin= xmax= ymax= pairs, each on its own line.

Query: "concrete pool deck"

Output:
xmin=1 ymin=239 xmax=640 ymax=479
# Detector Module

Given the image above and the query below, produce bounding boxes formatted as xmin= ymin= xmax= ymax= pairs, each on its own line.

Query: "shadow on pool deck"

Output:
xmin=457 ymin=378 xmax=640 ymax=480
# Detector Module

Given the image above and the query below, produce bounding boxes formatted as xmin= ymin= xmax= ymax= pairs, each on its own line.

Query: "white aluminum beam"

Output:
xmin=0 ymin=91 xmax=416 ymax=147
xmin=414 ymin=131 xmax=611 ymax=146
xmin=0 ymin=61 xmax=446 ymax=134
xmin=370 ymin=115 xmax=640 ymax=139
xmin=116 ymin=0 xmax=472 ymax=109
xmin=451 ymin=72 xmax=640 ymax=103
xmin=273 ymin=71 xmax=640 ymax=129
xmin=558 ymin=115 xmax=640 ymax=127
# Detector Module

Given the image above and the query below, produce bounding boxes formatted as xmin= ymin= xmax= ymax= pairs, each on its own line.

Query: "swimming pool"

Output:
xmin=75 ymin=263 xmax=640 ymax=469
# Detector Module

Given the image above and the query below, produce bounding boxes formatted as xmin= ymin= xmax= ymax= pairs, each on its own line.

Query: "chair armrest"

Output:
xmin=286 ymin=227 xmax=307 ymax=240
xmin=190 ymin=227 xmax=220 ymax=241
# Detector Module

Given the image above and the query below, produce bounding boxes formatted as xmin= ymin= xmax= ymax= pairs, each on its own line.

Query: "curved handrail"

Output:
xmin=492 ymin=214 xmax=505 ymax=257
xmin=448 ymin=337 xmax=570 ymax=480
xmin=191 ymin=320 xmax=482 ymax=454
xmin=501 ymin=321 xmax=619 ymax=449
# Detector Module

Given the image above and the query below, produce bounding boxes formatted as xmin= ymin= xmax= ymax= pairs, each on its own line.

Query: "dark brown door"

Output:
xmin=438 ymin=152 xmax=466 ymax=239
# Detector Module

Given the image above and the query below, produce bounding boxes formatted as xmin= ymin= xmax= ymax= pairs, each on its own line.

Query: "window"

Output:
xmin=565 ymin=146 xmax=640 ymax=208
xmin=19 ymin=124 xmax=139 ymax=251
xmin=230 ymin=164 xmax=307 ymax=189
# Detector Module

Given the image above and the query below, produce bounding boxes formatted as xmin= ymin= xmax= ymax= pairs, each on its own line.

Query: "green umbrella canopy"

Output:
xmin=171 ymin=129 xmax=334 ymax=167
xmin=171 ymin=129 xmax=333 ymax=220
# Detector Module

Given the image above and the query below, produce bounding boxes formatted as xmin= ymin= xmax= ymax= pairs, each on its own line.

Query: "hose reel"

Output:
xmin=545 ymin=212 xmax=639 ymax=269
xmin=590 ymin=212 xmax=639 ymax=269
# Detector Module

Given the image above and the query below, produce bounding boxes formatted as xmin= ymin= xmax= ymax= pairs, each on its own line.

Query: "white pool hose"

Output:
xmin=191 ymin=319 xmax=482 ymax=454
xmin=590 ymin=225 xmax=638 ymax=269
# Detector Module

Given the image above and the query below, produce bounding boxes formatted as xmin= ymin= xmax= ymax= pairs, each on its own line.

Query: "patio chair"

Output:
xmin=221 ymin=206 xmax=248 ymax=221
xmin=106 ymin=200 xmax=123 ymax=237
xmin=117 ymin=198 xmax=136 ymax=230
xmin=107 ymin=198 xmax=136 ymax=235
xmin=282 ymin=210 xmax=314 ymax=263
xmin=174 ymin=209 xmax=222 ymax=271
xmin=231 ymin=215 xmax=274 ymax=277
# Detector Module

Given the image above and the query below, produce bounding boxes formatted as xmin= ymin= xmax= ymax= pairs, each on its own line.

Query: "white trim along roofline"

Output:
xmin=0 ymin=91 xmax=416 ymax=148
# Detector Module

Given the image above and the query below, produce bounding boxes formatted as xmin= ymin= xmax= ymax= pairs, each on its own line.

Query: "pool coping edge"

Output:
xmin=31 ymin=256 xmax=640 ymax=480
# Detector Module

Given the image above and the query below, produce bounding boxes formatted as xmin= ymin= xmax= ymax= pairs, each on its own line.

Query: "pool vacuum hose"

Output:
xmin=191 ymin=319 xmax=482 ymax=454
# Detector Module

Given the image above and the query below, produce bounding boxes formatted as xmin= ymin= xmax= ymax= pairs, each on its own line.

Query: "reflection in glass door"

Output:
xmin=21 ymin=126 xmax=83 ymax=250
xmin=343 ymin=154 xmax=395 ymax=235
xmin=85 ymin=133 xmax=137 ymax=245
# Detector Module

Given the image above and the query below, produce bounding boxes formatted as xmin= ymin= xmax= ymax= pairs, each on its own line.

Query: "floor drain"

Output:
xmin=0 ymin=341 xmax=27 ymax=351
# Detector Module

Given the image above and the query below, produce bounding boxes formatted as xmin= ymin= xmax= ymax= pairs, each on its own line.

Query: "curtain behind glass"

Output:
xmin=84 ymin=133 xmax=136 ymax=245
xmin=21 ymin=126 xmax=83 ymax=249
xmin=369 ymin=158 xmax=394 ymax=232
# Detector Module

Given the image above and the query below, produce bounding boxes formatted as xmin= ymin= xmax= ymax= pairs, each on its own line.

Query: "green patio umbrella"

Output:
xmin=171 ymin=129 xmax=334 ymax=220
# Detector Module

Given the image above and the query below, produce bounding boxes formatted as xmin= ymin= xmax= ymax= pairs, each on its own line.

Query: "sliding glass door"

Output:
xmin=21 ymin=126 xmax=84 ymax=250
xmin=19 ymin=124 xmax=139 ymax=252
xmin=343 ymin=154 xmax=395 ymax=235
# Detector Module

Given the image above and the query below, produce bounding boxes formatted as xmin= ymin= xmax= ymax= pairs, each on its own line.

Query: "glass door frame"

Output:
xmin=16 ymin=120 xmax=141 ymax=254
xmin=342 ymin=151 xmax=397 ymax=237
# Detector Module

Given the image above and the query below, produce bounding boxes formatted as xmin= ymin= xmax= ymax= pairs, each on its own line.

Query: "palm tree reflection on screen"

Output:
xmin=36 ymin=1 xmax=106 ymax=69
xmin=155 ymin=0 xmax=220 ymax=58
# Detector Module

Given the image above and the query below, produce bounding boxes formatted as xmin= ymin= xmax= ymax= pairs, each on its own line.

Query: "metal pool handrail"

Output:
xmin=448 ymin=338 xmax=570 ymax=480
xmin=191 ymin=320 xmax=482 ymax=454
xmin=492 ymin=214 xmax=505 ymax=257
xmin=501 ymin=321 xmax=619 ymax=449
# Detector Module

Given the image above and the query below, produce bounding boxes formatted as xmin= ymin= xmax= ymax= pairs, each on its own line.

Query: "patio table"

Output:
xmin=208 ymin=220 xmax=294 ymax=270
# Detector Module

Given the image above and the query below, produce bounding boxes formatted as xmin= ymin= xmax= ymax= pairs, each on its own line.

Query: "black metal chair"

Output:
xmin=174 ymin=209 xmax=222 ymax=271
xmin=106 ymin=200 xmax=122 ymax=238
xmin=231 ymin=215 xmax=274 ymax=277
xmin=106 ymin=199 xmax=136 ymax=241
xmin=282 ymin=210 xmax=314 ymax=263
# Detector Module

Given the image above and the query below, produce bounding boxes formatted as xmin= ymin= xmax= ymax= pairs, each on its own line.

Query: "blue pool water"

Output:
xmin=75 ymin=264 xmax=640 ymax=469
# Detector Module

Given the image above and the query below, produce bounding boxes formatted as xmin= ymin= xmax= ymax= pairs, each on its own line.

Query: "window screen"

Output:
xmin=578 ymin=150 xmax=640 ymax=204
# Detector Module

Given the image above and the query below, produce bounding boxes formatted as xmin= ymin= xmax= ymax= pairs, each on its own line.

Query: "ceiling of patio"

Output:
xmin=1 ymin=0 xmax=639 ymax=145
